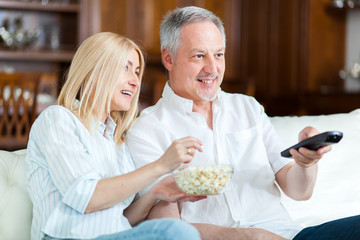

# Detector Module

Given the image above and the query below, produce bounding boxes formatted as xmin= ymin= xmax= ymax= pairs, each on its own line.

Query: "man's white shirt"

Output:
xmin=126 ymin=82 xmax=302 ymax=239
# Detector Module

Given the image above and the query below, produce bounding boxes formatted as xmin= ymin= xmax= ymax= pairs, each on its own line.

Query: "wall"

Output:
xmin=345 ymin=10 xmax=360 ymax=92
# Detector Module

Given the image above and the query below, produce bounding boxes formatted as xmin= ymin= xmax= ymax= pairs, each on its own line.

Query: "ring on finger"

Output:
xmin=187 ymin=148 xmax=192 ymax=154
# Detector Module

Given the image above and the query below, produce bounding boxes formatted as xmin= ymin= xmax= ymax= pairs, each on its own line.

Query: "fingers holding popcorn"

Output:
xmin=156 ymin=137 xmax=203 ymax=173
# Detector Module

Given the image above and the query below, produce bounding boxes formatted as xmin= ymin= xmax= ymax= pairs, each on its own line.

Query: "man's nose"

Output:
xmin=203 ymin=56 xmax=217 ymax=74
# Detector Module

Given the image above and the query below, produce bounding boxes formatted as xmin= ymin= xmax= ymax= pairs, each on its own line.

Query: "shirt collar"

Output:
xmin=162 ymin=81 xmax=222 ymax=114
xmin=73 ymin=99 xmax=117 ymax=139
xmin=94 ymin=115 xmax=117 ymax=139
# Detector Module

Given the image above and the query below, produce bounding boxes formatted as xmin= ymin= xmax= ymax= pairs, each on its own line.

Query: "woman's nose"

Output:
xmin=129 ymin=73 xmax=140 ymax=88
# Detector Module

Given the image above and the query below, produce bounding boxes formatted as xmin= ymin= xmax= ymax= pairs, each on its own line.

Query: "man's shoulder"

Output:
xmin=130 ymin=100 xmax=169 ymax=132
xmin=137 ymin=100 xmax=166 ymax=121
xmin=220 ymin=91 xmax=261 ymax=108
xmin=220 ymin=91 xmax=256 ymax=101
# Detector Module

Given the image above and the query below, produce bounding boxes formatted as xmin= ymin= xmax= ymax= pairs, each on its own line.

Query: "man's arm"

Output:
xmin=193 ymin=223 xmax=288 ymax=240
xmin=275 ymin=126 xmax=331 ymax=200
xmin=148 ymin=201 xmax=288 ymax=240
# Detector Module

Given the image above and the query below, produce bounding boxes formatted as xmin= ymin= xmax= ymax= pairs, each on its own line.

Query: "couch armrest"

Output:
xmin=0 ymin=149 xmax=31 ymax=240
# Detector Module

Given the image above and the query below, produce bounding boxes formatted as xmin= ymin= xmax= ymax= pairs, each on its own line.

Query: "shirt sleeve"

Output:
xmin=258 ymin=103 xmax=293 ymax=173
xmin=126 ymin=119 xmax=169 ymax=196
xmin=29 ymin=106 xmax=101 ymax=213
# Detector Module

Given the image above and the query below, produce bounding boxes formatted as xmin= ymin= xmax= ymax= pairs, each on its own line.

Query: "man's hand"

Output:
xmin=290 ymin=126 xmax=332 ymax=167
xmin=276 ymin=126 xmax=332 ymax=200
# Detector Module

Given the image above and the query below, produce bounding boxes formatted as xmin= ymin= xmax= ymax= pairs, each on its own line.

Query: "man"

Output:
xmin=126 ymin=6 xmax=360 ymax=240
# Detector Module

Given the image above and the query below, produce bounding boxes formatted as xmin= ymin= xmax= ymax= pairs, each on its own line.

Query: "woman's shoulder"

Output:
xmin=34 ymin=105 xmax=80 ymax=128
xmin=41 ymin=104 xmax=70 ymax=113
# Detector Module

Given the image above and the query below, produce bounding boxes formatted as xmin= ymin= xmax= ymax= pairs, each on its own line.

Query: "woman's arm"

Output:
xmin=85 ymin=137 xmax=203 ymax=213
xmin=85 ymin=160 xmax=162 ymax=213
xmin=124 ymin=176 xmax=205 ymax=226
xmin=124 ymin=176 xmax=183 ymax=225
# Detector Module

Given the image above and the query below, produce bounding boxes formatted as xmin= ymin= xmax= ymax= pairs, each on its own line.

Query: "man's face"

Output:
xmin=165 ymin=21 xmax=225 ymax=103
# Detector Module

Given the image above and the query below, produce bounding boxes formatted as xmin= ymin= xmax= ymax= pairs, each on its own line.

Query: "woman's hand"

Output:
xmin=155 ymin=136 xmax=203 ymax=174
xmin=124 ymin=176 xmax=206 ymax=226
xmin=151 ymin=176 xmax=207 ymax=203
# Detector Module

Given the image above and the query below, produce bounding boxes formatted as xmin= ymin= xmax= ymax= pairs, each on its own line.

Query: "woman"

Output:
xmin=26 ymin=32 xmax=203 ymax=240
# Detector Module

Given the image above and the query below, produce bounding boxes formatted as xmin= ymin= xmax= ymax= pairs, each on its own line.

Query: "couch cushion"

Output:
xmin=0 ymin=149 xmax=31 ymax=240
xmin=1 ymin=109 xmax=359 ymax=239
xmin=270 ymin=109 xmax=360 ymax=227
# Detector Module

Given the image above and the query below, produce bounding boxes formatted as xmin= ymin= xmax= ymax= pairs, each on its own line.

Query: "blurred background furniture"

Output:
xmin=1 ymin=0 xmax=359 ymax=117
xmin=0 ymin=72 xmax=40 ymax=151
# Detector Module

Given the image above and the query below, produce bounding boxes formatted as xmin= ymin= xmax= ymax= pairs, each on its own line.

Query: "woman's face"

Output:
xmin=110 ymin=49 xmax=141 ymax=112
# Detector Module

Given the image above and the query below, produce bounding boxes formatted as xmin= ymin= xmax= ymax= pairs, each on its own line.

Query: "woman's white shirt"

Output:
xmin=26 ymin=105 xmax=135 ymax=240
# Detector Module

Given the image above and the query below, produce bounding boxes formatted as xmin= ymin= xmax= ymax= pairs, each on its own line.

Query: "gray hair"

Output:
xmin=160 ymin=6 xmax=226 ymax=57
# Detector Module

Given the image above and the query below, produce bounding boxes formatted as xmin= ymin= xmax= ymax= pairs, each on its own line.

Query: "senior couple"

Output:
xmin=26 ymin=6 xmax=360 ymax=240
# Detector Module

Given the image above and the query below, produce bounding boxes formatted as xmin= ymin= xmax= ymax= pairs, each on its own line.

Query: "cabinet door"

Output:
xmin=237 ymin=0 xmax=345 ymax=115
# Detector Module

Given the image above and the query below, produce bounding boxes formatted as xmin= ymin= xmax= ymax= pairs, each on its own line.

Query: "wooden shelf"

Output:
xmin=0 ymin=1 xmax=82 ymax=65
xmin=0 ymin=0 xmax=79 ymax=13
xmin=0 ymin=49 xmax=74 ymax=61
xmin=327 ymin=1 xmax=360 ymax=10
xmin=302 ymin=91 xmax=360 ymax=115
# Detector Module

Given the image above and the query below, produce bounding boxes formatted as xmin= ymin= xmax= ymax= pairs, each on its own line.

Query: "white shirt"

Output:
xmin=126 ymin=82 xmax=302 ymax=239
xmin=26 ymin=105 xmax=136 ymax=240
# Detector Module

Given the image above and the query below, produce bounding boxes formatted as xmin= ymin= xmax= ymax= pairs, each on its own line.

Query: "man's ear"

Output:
xmin=162 ymin=48 xmax=174 ymax=72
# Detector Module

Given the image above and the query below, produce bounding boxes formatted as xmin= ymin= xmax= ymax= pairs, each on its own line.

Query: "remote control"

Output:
xmin=281 ymin=131 xmax=343 ymax=158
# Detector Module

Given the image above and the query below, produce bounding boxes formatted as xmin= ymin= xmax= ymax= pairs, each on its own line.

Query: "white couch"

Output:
xmin=1 ymin=109 xmax=359 ymax=240
xmin=272 ymin=108 xmax=360 ymax=227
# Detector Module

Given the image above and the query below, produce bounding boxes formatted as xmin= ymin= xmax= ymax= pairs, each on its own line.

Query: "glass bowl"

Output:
xmin=172 ymin=165 xmax=233 ymax=196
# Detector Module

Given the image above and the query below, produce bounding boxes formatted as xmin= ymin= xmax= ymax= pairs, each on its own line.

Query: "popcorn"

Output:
xmin=172 ymin=165 xmax=233 ymax=196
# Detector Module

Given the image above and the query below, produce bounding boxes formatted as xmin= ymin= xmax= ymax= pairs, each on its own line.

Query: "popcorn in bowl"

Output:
xmin=172 ymin=165 xmax=233 ymax=196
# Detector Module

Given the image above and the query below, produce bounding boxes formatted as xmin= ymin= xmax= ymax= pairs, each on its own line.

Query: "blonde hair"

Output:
xmin=58 ymin=32 xmax=145 ymax=145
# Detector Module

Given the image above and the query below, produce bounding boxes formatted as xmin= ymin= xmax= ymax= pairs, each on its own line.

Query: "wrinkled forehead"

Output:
xmin=178 ymin=22 xmax=225 ymax=51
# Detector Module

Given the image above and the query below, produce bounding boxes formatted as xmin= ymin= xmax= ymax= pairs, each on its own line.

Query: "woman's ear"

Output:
xmin=161 ymin=48 xmax=174 ymax=72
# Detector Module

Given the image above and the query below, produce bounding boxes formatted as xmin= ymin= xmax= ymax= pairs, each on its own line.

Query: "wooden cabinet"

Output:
xmin=93 ymin=0 xmax=357 ymax=115
xmin=234 ymin=0 xmax=348 ymax=116
xmin=7 ymin=0 xmax=351 ymax=116
xmin=0 ymin=0 xmax=91 ymax=94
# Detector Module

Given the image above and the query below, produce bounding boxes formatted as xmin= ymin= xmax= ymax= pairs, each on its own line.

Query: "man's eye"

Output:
xmin=216 ymin=53 xmax=224 ymax=58
xmin=194 ymin=54 xmax=204 ymax=59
